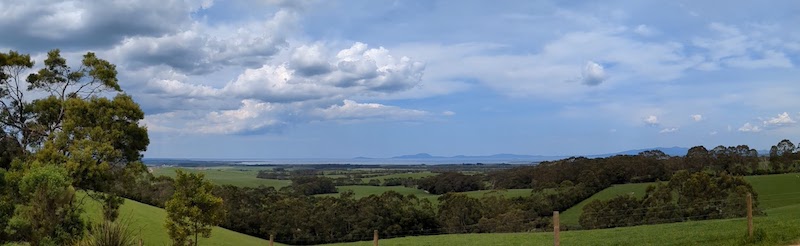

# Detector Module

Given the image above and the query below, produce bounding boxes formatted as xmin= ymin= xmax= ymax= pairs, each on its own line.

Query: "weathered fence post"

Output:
xmin=747 ymin=192 xmax=753 ymax=239
xmin=269 ymin=234 xmax=274 ymax=246
xmin=138 ymin=238 xmax=142 ymax=246
xmin=554 ymin=211 xmax=560 ymax=246
xmin=373 ymin=230 xmax=379 ymax=246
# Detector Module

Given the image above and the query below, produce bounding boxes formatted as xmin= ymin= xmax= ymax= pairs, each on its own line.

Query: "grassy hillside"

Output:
xmin=80 ymin=193 xmax=277 ymax=246
xmin=560 ymin=172 xmax=800 ymax=226
xmin=152 ymin=166 xmax=290 ymax=188
xmin=325 ymin=203 xmax=800 ymax=246
xmin=746 ymin=173 xmax=800 ymax=209
xmin=560 ymin=182 xmax=652 ymax=226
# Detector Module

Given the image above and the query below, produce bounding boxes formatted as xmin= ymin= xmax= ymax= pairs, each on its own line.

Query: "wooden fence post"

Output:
xmin=554 ymin=211 xmax=560 ymax=246
xmin=747 ymin=193 xmax=753 ymax=239
xmin=373 ymin=230 xmax=379 ymax=246
xmin=138 ymin=238 xmax=142 ymax=246
xmin=269 ymin=234 xmax=274 ymax=246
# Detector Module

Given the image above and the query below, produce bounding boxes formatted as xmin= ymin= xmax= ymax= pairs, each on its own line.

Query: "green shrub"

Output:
xmin=79 ymin=221 xmax=138 ymax=246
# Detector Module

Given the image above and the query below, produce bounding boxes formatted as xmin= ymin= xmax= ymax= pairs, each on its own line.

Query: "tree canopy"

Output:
xmin=0 ymin=49 xmax=149 ymax=244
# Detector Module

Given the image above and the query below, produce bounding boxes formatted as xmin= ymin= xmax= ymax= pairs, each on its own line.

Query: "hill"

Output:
xmin=597 ymin=146 xmax=689 ymax=157
xmin=324 ymin=203 xmax=800 ymax=245
xmin=323 ymin=172 xmax=800 ymax=245
xmin=559 ymin=172 xmax=800 ymax=226
xmin=80 ymin=193 xmax=276 ymax=246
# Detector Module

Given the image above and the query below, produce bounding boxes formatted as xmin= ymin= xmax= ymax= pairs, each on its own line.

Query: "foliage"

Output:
xmin=417 ymin=172 xmax=484 ymax=194
xmin=326 ymin=202 xmax=800 ymax=246
xmin=285 ymin=176 xmax=337 ymax=195
xmin=78 ymin=221 xmax=137 ymax=246
xmin=165 ymin=170 xmax=224 ymax=246
xmin=6 ymin=164 xmax=86 ymax=245
xmin=0 ymin=49 xmax=148 ymax=244
xmin=579 ymin=171 xmax=758 ymax=229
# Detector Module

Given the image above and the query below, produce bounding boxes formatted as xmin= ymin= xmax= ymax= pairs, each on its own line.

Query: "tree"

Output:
xmin=0 ymin=49 xmax=148 ymax=222
xmin=6 ymin=163 xmax=85 ymax=245
xmin=165 ymin=170 xmax=223 ymax=246
xmin=770 ymin=139 xmax=796 ymax=172
xmin=437 ymin=193 xmax=483 ymax=233
xmin=684 ymin=146 xmax=709 ymax=172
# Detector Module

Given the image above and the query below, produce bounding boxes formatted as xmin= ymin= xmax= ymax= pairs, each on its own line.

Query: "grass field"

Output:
xmin=325 ymin=201 xmax=800 ymax=246
xmin=745 ymin=173 xmax=800 ymax=209
xmin=560 ymin=172 xmax=800 ymax=226
xmin=560 ymin=182 xmax=652 ymax=225
xmin=79 ymin=192 xmax=277 ymax=246
xmin=152 ymin=167 xmax=290 ymax=188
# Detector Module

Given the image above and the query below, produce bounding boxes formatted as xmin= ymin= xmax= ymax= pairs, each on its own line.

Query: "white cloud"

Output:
xmin=219 ymin=42 xmax=425 ymax=102
xmin=581 ymin=61 xmax=607 ymax=86
xmin=694 ymin=22 xmax=794 ymax=70
xmin=738 ymin=122 xmax=762 ymax=132
xmin=709 ymin=131 xmax=718 ymax=135
xmin=644 ymin=115 xmax=659 ymax=126
xmin=195 ymin=100 xmax=284 ymax=134
xmin=659 ymin=127 xmax=678 ymax=133
xmin=0 ymin=0 xmax=209 ymax=50
xmin=108 ymin=10 xmax=294 ymax=74
xmin=313 ymin=100 xmax=429 ymax=121
xmin=442 ymin=111 xmax=456 ymax=116
xmin=762 ymin=112 xmax=796 ymax=128
xmin=633 ymin=25 xmax=657 ymax=36
xmin=691 ymin=114 xmax=703 ymax=121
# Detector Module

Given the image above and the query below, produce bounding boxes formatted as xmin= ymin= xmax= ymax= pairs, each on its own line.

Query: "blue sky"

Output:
xmin=2 ymin=0 xmax=799 ymax=158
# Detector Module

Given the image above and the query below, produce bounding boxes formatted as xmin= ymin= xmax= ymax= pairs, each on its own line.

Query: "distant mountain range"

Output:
xmin=387 ymin=146 xmax=691 ymax=162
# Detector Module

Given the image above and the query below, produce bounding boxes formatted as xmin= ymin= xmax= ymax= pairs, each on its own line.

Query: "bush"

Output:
xmin=79 ymin=221 xmax=138 ymax=246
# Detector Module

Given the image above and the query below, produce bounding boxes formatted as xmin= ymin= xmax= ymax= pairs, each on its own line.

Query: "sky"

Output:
xmin=2 ymin=0 xmax=799 ymax=159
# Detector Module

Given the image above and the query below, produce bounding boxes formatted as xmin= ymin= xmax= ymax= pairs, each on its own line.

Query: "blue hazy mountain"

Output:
xmin=389 ymin=147 xmax=690 ymax=161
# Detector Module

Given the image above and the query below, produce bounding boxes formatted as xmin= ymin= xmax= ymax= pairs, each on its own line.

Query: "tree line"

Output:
xmin=579 ymin=171 xmax=758 ymax=229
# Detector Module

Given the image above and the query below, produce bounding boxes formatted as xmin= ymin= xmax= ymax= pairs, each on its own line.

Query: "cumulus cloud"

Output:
xmin=221 ymin=42 xmax=425 ymax=102
xmin=659 ymin=127 xmax=678 ymax=133
xmin=738 ymin=122 xmax=762 ymax=132
xmin=290 ymin=44 xmax=332 ymax=76
xmin=313 ymin=100 xmax=429 ymax=121
xmin=581 ymin=61 xmax=607 ymax=86
xmin=144 ymin=98 xmax=433 ymax=135
xmin=142 ymin=100 xmax=285 ymax=135
xmin=0 ymin=0 xmax=209 ymax=50
xmin=762 ymin=112 xmax=795 ymax=127
xmin=691 ymin=114 xmax=703 ymax=121
xmin=643 ymin=115 xmax=659 ymax=126
xmin=109 ymin=10 xmax=294 ymax=74
xmin=442 ymin=111 xmax=456 ymax=116
xmin=194 ymin=100 xmax=286 ymax=135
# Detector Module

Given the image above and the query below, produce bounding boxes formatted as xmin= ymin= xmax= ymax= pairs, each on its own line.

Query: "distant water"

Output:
xmin=144 ymin=157 xmax=542 ymax=166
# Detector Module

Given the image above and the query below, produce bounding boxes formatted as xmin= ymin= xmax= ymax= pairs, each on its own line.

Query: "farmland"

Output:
xmin=152 ymin=166 xmax=291 ymax=188
xmin=325 ymin=203 xmax=800 ymax=246
xmin=325 ymin=173 xmax=800 ymax=246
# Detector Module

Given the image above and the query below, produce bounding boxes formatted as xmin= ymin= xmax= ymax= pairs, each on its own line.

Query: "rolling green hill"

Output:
xmin=324 ymin=201 xmax=800 ymax=246
xmin=560 ymin=172 xmax=800 ymax=226
xmin=80 ymin=193 xmax=277 ymax=246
